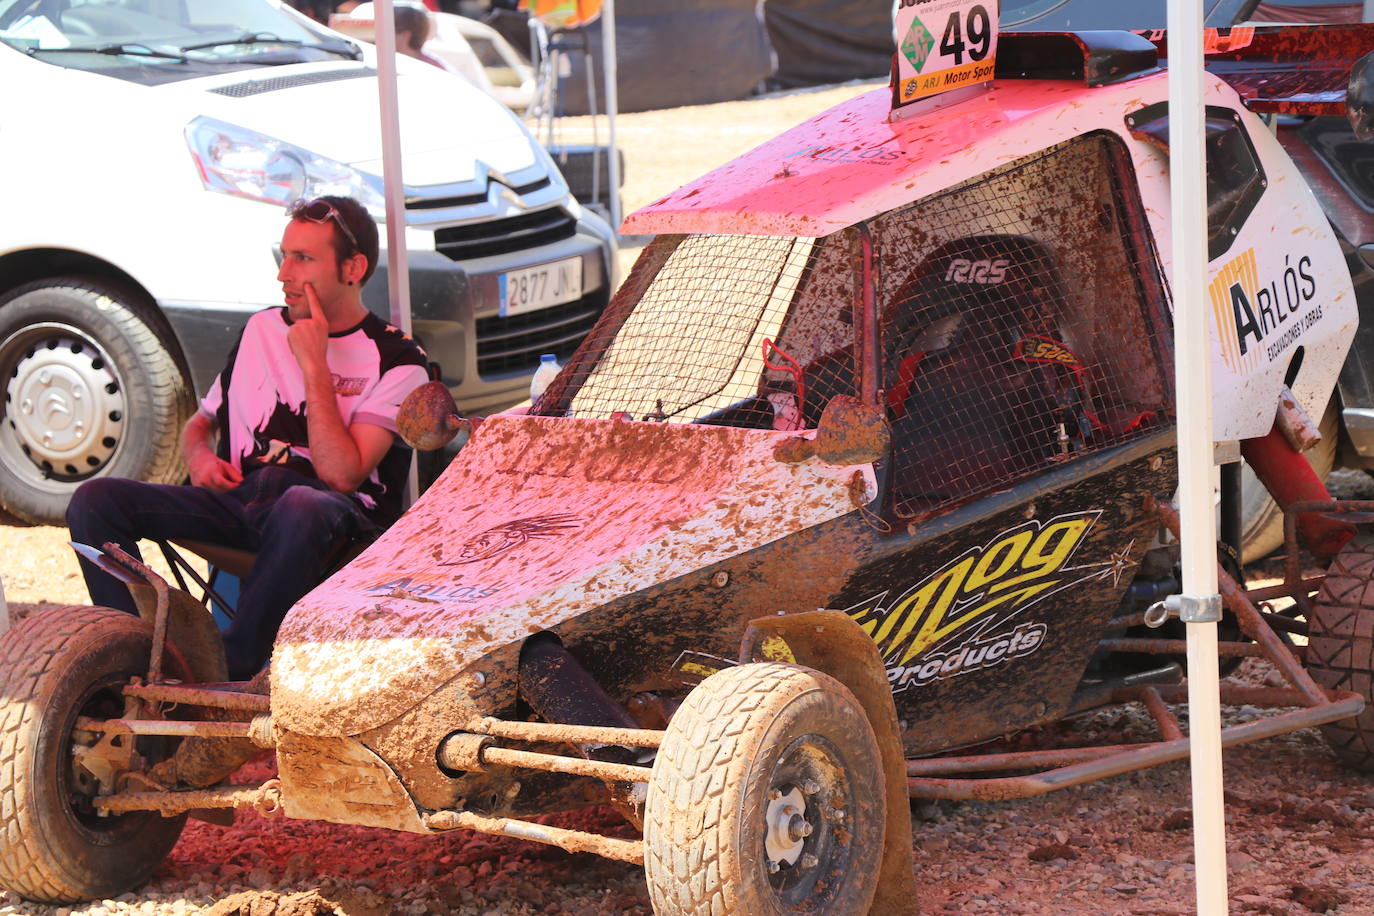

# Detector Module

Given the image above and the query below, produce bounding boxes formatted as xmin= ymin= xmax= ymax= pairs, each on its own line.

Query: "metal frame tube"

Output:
xmin=907 ymin=694 xmax=1362 ymax=802
xmin=1140 ymin=684 xmax=1319 ymax=706
xmin=1284 ymin=499 xmax=1374 ymax=585
xmin=471 ymin=716 xmax=661 ymax=748
xmin=1096 ymin=638 xmax=1262 ymax=657
xmin=75 ymin=717 xmax=252 ymax=739
xmin=123 ymin=683 xmax=269 ymax=714
xmin=103 ymin=546 xmax=171 ymax=686
xmin=427 ymin=809 xmax=643 ymax=864
xmin=96 ymin=782 xmax=279 ymax=816
xmin=856 ymin=223 xmax=880 ymax=406
xmin=1242 ymin=577 xmax=1324 ymax=603
xmin=1158 ymin=501 xmax=1330 ymax=705
xmin=154 ymin=541 xmax=240 ymax=621
xmin=480 ymin=745 xmax=651 ymax=783
xmin=1218 ymin=568 xmax=1328 ymax=704
xmin=1140 ymin=685 xmax=1185 ymax=741
xmin=908 ymin=744 xmax=1156 ymax=776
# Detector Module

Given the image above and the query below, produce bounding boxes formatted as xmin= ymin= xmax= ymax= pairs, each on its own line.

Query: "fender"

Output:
xmin=71 ymin=541 xmax=228 ymax=684
xmin=740 ymin=609 xmax=918 ymax=916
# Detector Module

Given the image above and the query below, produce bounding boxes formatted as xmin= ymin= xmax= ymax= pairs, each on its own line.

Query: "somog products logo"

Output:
xmin=846 ymin=511 xmax=1102 ymax=692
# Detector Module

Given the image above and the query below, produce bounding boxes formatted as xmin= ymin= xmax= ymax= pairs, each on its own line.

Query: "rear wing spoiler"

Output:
xmin=1140 ymin=23 xmax=1374 ymax=125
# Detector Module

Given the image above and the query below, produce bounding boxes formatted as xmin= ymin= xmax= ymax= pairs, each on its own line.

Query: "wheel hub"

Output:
xmin=4 ymin=325 xmax=124 ymax=478
xmin=764 ymin=785 xmax=808 ymax=867
xmin=761 ymin=737 xmax=854 ymax=903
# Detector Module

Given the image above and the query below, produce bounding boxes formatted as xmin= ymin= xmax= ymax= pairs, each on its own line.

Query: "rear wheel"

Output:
xmin=643 ymin=663 xmax=884 ymax=915
xmin=0 ymin=606 xmax=186 ymax=903
xmin=0 ymin=278 xmax=192 ymax=525
xmin=1306 ymin=534 xmax=1374 ymax=772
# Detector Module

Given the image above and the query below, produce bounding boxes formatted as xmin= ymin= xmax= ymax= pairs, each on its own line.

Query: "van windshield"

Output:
xmin=0 ymin=0 xmax=357 ymax=71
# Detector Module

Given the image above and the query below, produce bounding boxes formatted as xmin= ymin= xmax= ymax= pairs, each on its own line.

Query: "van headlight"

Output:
xmin=185 ymin=116 xmax=385 ymax=215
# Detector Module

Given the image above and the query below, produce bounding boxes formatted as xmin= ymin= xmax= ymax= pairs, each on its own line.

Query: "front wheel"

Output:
xmin=0 ymin=278 xmax=193 ymax=525
xmin=0 ymin=606 xmax=186 ymax=903
xmin=643 ymin=663 xmax=884 ymax=915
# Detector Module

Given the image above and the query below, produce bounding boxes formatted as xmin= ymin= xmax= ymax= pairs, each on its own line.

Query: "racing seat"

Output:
xmin=883 ymin=235 xmax=1086 ymax=513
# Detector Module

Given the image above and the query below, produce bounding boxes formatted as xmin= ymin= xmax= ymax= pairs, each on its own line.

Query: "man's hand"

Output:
xmin=287 ymin=282 xmax=330 ymax=376
xmin=182 ymin=412 xmax=240 ymax=491
xmin=188 ymin=448 xmax=243 ymax=492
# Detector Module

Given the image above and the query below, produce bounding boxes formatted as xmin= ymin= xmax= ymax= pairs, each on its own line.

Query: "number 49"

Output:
xmin=940 ymin=4 xmax=992 ymax=66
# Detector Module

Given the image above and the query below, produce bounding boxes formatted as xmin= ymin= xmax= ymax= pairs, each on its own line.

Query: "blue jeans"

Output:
xmin=66 ymin=466 xmax=372 ymax=680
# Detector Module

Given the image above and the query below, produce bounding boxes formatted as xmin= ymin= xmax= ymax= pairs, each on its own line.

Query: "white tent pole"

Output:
xmin=602 ymin=0 xmax=622 ymax=237
xmin=372 ymin=0 xmax=417 ymax=504
xmin=374 ymin=0 xmax=411 ymax=337
xmin=1167 ymin=0 xmax=1229 ymax=911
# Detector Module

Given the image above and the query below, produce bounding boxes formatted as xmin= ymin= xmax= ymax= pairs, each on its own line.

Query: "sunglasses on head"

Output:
xmin=288 ymin=198 xmax=359 ymax=253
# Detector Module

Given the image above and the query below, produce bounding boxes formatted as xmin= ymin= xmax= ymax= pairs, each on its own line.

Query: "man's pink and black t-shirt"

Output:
xmin=199 ymin=308 xmax=428 ymax=526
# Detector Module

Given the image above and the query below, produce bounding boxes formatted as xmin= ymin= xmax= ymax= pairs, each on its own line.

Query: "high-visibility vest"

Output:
xmin=522 ymin=0 xmax=601 ymax=30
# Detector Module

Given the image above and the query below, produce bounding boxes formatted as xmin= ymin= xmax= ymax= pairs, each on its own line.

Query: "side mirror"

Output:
xmin=1349 ymin=51 xmax=1374 ymax=141
xmin=774 ymin=395 xmax=890 ymax=466
xmin=397 ymin=381 xmax=466 ymax=451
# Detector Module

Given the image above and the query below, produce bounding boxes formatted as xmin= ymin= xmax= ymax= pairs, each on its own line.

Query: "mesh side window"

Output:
xmin=875 ymin=132 xmax=1172 ymax=520
xmin=1125 ymin=103 xmax=1265 ymax=261
xmin=534 ymin=231 xmax=861 ymax=429
xmin=770 ymin=236 xmax=862 ymax=427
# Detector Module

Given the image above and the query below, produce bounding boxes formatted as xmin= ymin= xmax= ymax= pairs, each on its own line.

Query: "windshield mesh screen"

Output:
xmin=874 ymin=132 xmax=1172 ymax=519
xmin=533 ymin=232 xmax=862 ymax=429
xmin=533 ymin=131 xmax=1171 ymax=524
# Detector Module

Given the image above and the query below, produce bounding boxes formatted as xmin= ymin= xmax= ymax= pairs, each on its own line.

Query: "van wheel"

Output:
xmin=1238 ymin=400 xmax=1338 ymax=563
xmin=1306 ymin=534 xmax=1374 ymax=772
xmin=0 ymin=606 xmax=186 ymax=903
xmin=642 ymin=663 xmax=884 ymax=915
xmin=0 ymin=278 xmax=192 ymax=525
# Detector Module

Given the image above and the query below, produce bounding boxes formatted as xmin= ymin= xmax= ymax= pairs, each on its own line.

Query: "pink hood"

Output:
xmin=271 ymin=415 xmax=873 ymax=736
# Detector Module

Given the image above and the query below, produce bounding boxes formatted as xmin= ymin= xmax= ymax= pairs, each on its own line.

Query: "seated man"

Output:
xmin=67 ymin=195 xmax=428 ymax=680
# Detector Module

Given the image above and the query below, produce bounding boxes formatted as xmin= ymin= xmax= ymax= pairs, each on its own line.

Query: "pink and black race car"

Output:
xmin=6 ymin=23 xmax=1374 ymax=916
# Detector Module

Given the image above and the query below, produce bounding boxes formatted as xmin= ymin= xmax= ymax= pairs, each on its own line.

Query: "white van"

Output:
xmin=0 ymin=0 xmax=616 ymax=524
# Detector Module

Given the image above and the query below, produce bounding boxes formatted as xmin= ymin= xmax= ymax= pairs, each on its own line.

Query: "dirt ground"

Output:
xmin=6 ymin=84 xmax=1374 ymax=915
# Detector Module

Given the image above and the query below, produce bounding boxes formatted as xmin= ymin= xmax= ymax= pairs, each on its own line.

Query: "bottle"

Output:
xmin=530 ymin=353 xmax=560 ymax=403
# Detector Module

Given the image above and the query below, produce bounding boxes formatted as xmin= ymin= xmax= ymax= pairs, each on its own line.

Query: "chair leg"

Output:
xmin=153 ymin=541 xmax=237 ymax=622
xmin=156 ymin=540 xmax=195 ymax=594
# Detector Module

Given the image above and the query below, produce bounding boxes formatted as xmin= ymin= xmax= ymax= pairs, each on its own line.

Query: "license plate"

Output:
xmin=498 ymin=256 xmax=583 ymax=317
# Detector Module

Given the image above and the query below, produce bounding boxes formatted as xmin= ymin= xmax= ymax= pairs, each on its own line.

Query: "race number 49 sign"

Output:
xmin=891 ymin=0 xmax=999 ymax=107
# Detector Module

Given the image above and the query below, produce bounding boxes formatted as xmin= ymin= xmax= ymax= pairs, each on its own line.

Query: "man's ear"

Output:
xmin=344 ymin=252 xmax=368 ymax=286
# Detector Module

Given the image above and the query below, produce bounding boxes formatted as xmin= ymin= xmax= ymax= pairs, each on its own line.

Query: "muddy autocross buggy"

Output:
xmin=11 ymin=25 xmax=1374 ymax=916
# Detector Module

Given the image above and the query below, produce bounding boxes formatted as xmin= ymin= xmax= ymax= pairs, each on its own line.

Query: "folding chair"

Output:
xmin=155 ymin=537 xmax=368 ymax=631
